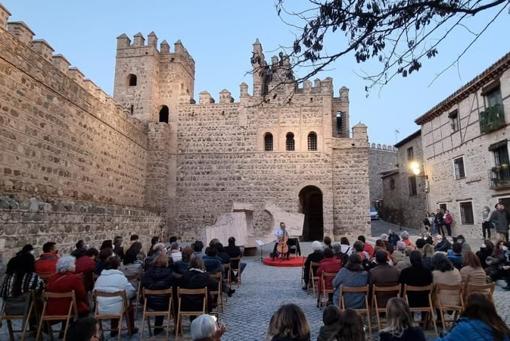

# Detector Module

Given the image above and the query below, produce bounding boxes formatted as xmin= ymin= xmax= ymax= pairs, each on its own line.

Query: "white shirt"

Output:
xmin=274 ymin=228 xmax=288 ymax=240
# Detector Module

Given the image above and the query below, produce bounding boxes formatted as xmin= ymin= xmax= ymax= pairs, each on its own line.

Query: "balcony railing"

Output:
xmin=480 ymin=104 xmax=505 ymax=134
xmin=490 ymin=166 xmax=510 ymax=189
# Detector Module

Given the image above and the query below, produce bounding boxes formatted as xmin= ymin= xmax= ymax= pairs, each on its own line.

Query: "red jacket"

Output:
xmin=75 ymin=256 xmax=96 ymax=274
xmin=35 ymin=253 xmax=59 ymax=277
xmin=317 ymin=257 xmax=342 ymax=292
xmin=363 ymin=242 xmax=375 ymax=257
xmin=46 ymin=272 xmax=89 ymax=316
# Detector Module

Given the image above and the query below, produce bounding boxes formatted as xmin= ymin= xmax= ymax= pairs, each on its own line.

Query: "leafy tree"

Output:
xmin=276 ymin=0 xmax=509 ymax=91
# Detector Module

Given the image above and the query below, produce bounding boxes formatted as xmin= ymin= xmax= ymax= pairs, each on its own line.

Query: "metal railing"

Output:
xmin=489 ymin=166 xmax=510 ymax=189
xmin=480 ymin=104 xmax=505 ymax=134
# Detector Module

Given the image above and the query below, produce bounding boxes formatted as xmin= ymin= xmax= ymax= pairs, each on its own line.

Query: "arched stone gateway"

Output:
xmin=299 ymin=185 xmax=324 ymax=241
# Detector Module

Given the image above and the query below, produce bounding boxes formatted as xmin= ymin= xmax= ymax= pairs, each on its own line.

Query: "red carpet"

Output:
xmin=263 ymin=256 xmax=305 ymax=267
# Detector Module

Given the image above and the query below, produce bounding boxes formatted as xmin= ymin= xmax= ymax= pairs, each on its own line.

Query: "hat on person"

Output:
xmin=312 ymin=241 xmax=323 ymax=251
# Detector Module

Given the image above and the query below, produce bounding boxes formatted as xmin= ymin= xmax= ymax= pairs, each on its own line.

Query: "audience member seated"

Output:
xmin=476 ymin=240 xmax=495 ymax=269
xmin=336 ymin=309 xmax=366 ymax=341
xmin=120 ymin=243 xmax=144 ymax=289
xmin=193 ymin=240 xmax=205 ymax=259
xmin=75 ymin=248 xmax=98 ymax=292
xmin=71 ymin=240 xmax=87 ymax=259
xmin=415 ymin=238 xmax=426 ymax=254
xmin=432 ymin=253 xmax=462 ymax=307
xmin=145 ymin=242 xmax=166 ymax=269
xmin=302 ymin=241 xmax=324 ymax=291
xmin=35 ymin=241 xmax=59 ymax=278
xmin=375 ymin=239 xmax=387 ymax=253
xmin=141 ymin=254 xmax=174 ymax=335
xmin=447 ymin=243 xmax=464 ymax=270
xmin=100 ymin=240 xmax=113 ymax=251
xmin=190 ymin=314 xmax=225 ymax=341
xmin=486 ymin=241 xmax=510 ymax=289
xmin=421 ymin=244 xmax=434 ymax=270
xmin=399 ymin=251 xmax=433 ymax=308
xmin=169 ymin=242 xmax=183 ymax=263
xmin=147 ymin=236 xmax=160 ymax=257
xmin=454 ymin=234 xmax=471 ymax=255
xmin=95 ymin=247 xmax=113 ymax=276
xmin=392 ymin=241 xmax=407 ymax=265
xmin=179 ymin=255 xmax=219 ymax=313
xmin=323 ymin=236 xmax=332 ymax=249
xmin=0 ymin=244 xmax=43 ymax=330
xmin=388 ymin=230 xmax=401 ymax=248
xmin=113 ymin=236 xmax=124 ymax=261
xmin=434 ymin=235 xmax=451 ymax=253
xmin=436 ymin=293 xmax=510 ymax=340
xmin=203 ymin=247 xmax=223 ymax=273
xmin=317 ymin=248 xmax=342 ymax=305
xmin=358 ymin=235 xmax=374 ymax=257
xmin=370 ymin=250 xmax=400 ymax=308
xmin=174 ymin=246 xmax=193 ymax=275
xmin=379 ymin=297 xmax=426 ymax=341
xmin=317 ymin=305 xmax=341 ymax=341
xmin=340 ymin=237 xmax=352 ymax=255
xmin=400 ymin=231 xmax=414 ymax=249
xmin=225 ymin=236 xmax=246 ymax=277
xmin=215 ymin=242 xmax=230 ymax=265
xmin=267 ymin=303 xmax=310 ymax=341
xmin=94 ymin=256 xmax=137 ymax=336
xmin=46 ymin=256 xmax=89 ymax=317
xmin=65 ymin=317 xmax=100 ymax=341
xmin=396 ymin=247 xmax=412 ymax=271
xmin=333 ymin=254 xmax=368 ymax=308
xmin=460 ymin=251 xmax=487 ymax=286
xmin=332 ymin=243 xmax=343 ymax=260
xmin=352 ymin=240 xmax=369 ymax=262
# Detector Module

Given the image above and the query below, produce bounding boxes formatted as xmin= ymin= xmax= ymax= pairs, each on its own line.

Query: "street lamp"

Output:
xmin=409 ymin=161 xmax=421 ymax=176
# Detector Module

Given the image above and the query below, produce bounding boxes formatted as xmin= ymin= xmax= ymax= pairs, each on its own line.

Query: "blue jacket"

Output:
xmin=436 ymin=318 xmax=510 ymax=341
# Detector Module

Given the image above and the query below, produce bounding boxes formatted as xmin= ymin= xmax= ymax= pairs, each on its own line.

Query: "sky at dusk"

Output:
xmin=4 ymin=0 xmax=510 ymax=145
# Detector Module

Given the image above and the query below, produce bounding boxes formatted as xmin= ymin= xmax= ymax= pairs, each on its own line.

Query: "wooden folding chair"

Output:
xmin=93 ymin=290 xmax=130 ymax=341
xmin=308 ymin=262 xmax=321 ymax=296
xmin=36 ymin=290 xmax=78 ymax=341
xmin=230 ymin=257 xmax=242 ymax=286
xmin=435 ymin=284 xmax=464 ymax=329
xmin=1 ymin=292 xmax=36 ymax=341
xmin=175 ymin=287 xmax=207 ymax=337
xmin=126 ymin=273 xmax=142 ymax=320
xmin=209 ymin=272 xmax=224 ymax=314
xmin=339 ymin=285 xmax=372 ymax=336
xmin=140 ymin=288 xmax=173 ymax=338
xmin=372 ymin=284 xmax=401 ymax=330
xmin=403 ymin=284 xmax=438 ymax=336
xmin=318 ymin=272 xmax=336 ymax=307
xmin=464 ymin=282 xmax=495 ymax=302
xmin=224 ymin=263 xmax=232 ymax=289
xmin=37 ymin=272 xmax=54 ymax=284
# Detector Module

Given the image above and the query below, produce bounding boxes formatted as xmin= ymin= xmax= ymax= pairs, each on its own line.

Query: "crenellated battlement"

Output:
xmin=369 ymin=143 xmax=397 ymax=152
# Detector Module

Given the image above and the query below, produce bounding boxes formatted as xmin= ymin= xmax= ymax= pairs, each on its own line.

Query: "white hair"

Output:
xmin=311 ymin=241 xmax=323 ymax=251
xmin=191 ymin=314 xmax=217 ymax=340
xmin=56 ymin=255 xmax=76 ymax=273
xmin=400 ymin=231 xmax=410 ymax=240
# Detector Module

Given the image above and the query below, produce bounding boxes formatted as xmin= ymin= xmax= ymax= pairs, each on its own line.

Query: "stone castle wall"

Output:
xmin=0 ymin=16 xmax=162 ymax=257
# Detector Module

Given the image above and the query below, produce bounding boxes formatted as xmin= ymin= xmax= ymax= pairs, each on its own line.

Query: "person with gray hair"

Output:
xmin=46 ymin=256 xmax=90 ymax=317
xmin=191 ymin=314 xmax=225 ymax=341
xmin=302 ymin=241 xmax=324 ymax=291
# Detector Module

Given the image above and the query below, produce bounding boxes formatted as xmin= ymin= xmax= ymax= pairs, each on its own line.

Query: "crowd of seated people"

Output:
xmin=0 ymin=234 xmax=245 ymax=339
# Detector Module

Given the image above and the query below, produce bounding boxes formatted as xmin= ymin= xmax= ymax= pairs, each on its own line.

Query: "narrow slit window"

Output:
xmin=308 ymin=132 xmax=317 ymax=151
xmin=264 ymin=133 xmax=273 ymax=151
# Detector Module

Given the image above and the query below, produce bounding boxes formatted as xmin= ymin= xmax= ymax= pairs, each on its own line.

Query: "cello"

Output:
xmin=276 ymin=232 xmax=289 ymax=259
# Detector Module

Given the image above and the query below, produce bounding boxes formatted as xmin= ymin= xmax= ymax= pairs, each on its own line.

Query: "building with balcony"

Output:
xmin=414 ymin=52 xmax=510 ymax=238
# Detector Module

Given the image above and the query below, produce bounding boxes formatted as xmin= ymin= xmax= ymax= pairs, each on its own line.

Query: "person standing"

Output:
xmin=434 ymin=208 xmax=445 ymax=237
xmin=481 ymin=206 xmax=492 ymax=240
xmin=443 ymin=210 xmax=453 ymax=237
xmin=490 ymin=203 xmax=510 ymax=242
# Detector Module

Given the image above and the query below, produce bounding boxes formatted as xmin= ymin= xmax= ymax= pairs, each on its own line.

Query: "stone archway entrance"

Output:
xmin=299 ymin=185 xmax=324 ymax=241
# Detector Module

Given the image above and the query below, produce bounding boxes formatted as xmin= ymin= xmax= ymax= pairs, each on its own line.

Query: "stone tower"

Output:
xmin=113 ymin=32 xmax=195 ymax=122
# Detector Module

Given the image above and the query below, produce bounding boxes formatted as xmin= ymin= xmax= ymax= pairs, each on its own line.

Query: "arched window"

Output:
xmin=128 ymin=74 xmax=137 ymax=86
xmin=286 ymin=132 xmax=295 ymax=151
xmin=264 ymin=133 xmax=273 ymax=151
xmin=159 ymin=105 xmax=169 ymax=123
xmin=308 ymin=132 xmax=318 ymax=151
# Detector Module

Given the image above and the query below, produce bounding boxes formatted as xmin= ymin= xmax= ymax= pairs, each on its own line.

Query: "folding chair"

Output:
xmin=403 ymin=284 xmax=438 ymax=336
xmin=223 ymin=263 xmax=232 ymax=289
xmin=1 ymin=292 xmax=36 ymax=341
xmin=36 ymin=291 xmax=78 ymax=341
xmin=372 ymin=284 xmax=401 ymax=330
xmin=318 ymin=272 xmax=336 ymax=307
xmin=209 ymin=272 xmax=224 ymax=314
xmin=230 ymin=257 xmax=242 ymax=286
xmin=175 ymin=287 xmax=207 ymax=337
xmin=140 ymin=288 xmax=173 ymax=338
xmin=126 ymin=273 xmax=142 ymax=320
xmin=93 ymin=290 xmax=130 ymax=341
xmin=37 ymin=272 xmax=54 ymax=284
xmin=464 ymin=282 xmax=495 ymax=302
xmin=339 ymin=285 xmax=372 ymax=336
xmin=308 ymin=262 xmax=321 ymax=297
xmin=435 ymin=284 xmax=464 ymax=329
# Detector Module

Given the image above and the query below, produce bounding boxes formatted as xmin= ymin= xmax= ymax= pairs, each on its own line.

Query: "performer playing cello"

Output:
xmin=272 ymin=222 xmax=289 ymax=260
